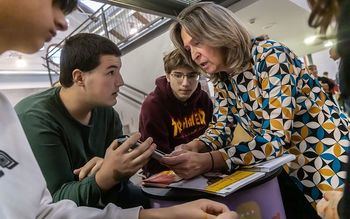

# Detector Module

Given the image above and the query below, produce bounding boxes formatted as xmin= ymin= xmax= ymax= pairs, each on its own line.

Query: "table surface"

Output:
xmin=142 ymin=167 xmax=282 ymax=201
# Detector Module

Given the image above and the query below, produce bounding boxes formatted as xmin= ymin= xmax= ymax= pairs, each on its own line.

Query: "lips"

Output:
xmin=45 ymin=36 xmax=52 ymax=42
xmin=45 ymin=30 xmax=57 ymax=42
xmin=200 ymin=62 xmax=207 ymax=66
xmin=179 ymin=90 xmax=192 ymax=94
xmin=50 ymin=30 xmax=57 ymax=37
xmin=199 ymin=61 xmax=209 ymax=70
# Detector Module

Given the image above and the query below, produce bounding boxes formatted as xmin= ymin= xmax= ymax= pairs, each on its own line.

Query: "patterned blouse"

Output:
xmin=199 ymin=39 xmax=350 ymax=205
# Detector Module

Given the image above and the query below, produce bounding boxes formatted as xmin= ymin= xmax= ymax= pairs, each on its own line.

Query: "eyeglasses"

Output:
xmin=170 ymin=72 xmax=200 ymax=82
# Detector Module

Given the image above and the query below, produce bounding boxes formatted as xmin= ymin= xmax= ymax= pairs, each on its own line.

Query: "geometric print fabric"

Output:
xmin=199 ymin=39 xmax=350 ymax=206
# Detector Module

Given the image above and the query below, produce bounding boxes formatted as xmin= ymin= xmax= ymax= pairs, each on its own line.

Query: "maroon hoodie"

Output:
xmin=139 ymin=76 xmax=213 ymax=176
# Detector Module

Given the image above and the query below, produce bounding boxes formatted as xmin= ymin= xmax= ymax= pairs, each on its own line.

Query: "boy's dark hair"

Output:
xmin=54 ymin=0 xmax=78 ymax=14
xmin=60 ymin=33 xmax=121 ymax=87
xmin=163 ymin=49 xmax=193 ymax=74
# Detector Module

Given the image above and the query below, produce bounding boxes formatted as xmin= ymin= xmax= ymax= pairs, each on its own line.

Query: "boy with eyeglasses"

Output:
xmin=139 ymin=49 xmax=213 ymax=176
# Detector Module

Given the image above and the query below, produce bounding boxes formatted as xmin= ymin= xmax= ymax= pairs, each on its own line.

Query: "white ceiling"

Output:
xmin=0 ymin=0 xmax=329 ymax=74
xmin=0 ymin=10 xmax=88 ymax=73
xmin=230 ymin=0 xmax=327 ymax=57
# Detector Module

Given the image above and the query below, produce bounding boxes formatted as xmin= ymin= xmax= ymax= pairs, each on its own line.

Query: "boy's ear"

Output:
xmin=72 ymin=69 xmax=84 ymax=86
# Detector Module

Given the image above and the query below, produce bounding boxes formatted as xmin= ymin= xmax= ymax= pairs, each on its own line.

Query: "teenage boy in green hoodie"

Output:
xmin=0 ymin=0 xmax=237 ymax=218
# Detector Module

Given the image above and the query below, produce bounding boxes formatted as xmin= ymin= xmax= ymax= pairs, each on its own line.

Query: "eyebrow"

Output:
xmin=183 ymin=37 xmax=193 ymax=47
xmin=173 ymin=71 xmax=197 ymax=74
xmin=184 ymin=38 xmax=198 ymax=50
xmin=106 ymin=65 xmax=120 ymax=70
xmin=184 ymin=39 xmax=192 ymax=47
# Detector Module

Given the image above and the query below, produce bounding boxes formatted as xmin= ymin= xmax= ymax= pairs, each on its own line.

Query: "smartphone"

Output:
xmin=152 ymin=149 xmax=165 ymax=161
xmin=116 ymin=135 xmax=141 ymax=149
xmin=116 ymin=135 xmax=165 ymax=160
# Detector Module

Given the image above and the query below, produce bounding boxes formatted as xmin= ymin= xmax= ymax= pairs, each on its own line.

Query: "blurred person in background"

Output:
xmin=308 ymin=0 xmax=350 ymax=218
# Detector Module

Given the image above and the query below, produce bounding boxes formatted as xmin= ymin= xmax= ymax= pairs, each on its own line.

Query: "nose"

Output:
xmin=190 ymin=47 xmax=200 ymax=62
xmin=53 ymin=8 xmax=68 ymax=31
xmin=181 ymin=76 xmax=191 ymax=86
xmin=116 ymin=72 xmax=124 ymax=87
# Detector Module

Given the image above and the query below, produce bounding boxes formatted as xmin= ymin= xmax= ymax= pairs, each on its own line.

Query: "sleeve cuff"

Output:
xmin=86 ymin=174 xmax=104 ymax=206
xmin=120 ymin=206 xmax=142 ymax=219
xmin=219 ymin=148 xmax=239 ymax=173
xmin=198 ymin=136 xmax=216 ymax=151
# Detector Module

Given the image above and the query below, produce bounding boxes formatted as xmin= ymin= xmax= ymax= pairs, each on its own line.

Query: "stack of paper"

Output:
xmin=241 ymin=154 xmax=296 ymax=172
xmin=169 ymin=170 xmax=265 ymax=197
xmin=142 ymin=154 xmax=296 ymax=196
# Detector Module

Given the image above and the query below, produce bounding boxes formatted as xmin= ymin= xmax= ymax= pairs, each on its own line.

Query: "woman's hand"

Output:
xmin=174 ymin=139 xmax=206 ymax=153
xmin=316 ymin=190 xmax=343 ymax=219
xmin=161 ymin=151 xmax=211 ymax=179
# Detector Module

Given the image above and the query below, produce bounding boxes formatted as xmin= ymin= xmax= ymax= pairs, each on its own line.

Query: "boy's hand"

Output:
xmin=73 ymin=156 xmax=104 ymax=180
xmin=95 ymin=132 xmax=156 ymax=190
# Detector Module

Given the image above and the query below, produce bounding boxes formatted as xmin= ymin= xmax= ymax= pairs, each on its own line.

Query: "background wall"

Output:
xmin=311 ymin=48 xmax=339 ymax=80
xmin=2 ymin=29 xmax=340 ymax=135
xmin=121 ymin=30 xmax=173 ymax=93
xmin=1 ymin=88 xmax=47 ymax=106
xmin=117 ymin=30 xmax=174 ymax=133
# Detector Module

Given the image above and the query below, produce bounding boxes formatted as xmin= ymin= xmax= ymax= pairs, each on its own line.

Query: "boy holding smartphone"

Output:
xmin=139 ymin=49 xmax=213 ymax=176
xmin=0 ymin=1 xmax=237 ymax=218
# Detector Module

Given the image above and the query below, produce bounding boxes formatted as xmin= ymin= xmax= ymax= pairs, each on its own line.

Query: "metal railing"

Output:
xmin=119 ymin=83 xmax=148 ymax=106
xmin=43 ymin=3 xmax=165 ymax=105
xmin=45 ymin=4 xmax=168 ymax=64
xmin=42 ymin=0 xmax=237 ymax=105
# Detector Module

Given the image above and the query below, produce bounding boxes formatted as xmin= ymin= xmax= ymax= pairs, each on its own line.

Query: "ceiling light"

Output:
xmin=66 ymin=18 xmax=70 ymax=27
xmin=323 ymin=41 xmax=334 ymax=47
xmin=304 ymin=35 xmax=317 ymax=45
xmin=129 ymin=27 xmax=137 ymax=35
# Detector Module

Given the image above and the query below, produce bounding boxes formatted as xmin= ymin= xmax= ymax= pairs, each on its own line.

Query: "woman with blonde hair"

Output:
xmin=161 ymin=2 xmax=350 ymax=218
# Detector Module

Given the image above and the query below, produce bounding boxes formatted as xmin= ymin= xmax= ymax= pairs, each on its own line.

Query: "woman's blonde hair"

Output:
xmin=170 ymin=2 xmax=251 ymax=81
